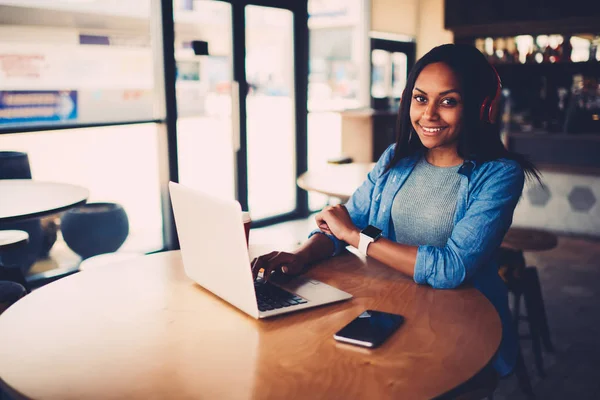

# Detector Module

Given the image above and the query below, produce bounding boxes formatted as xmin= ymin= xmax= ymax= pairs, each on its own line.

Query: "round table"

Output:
xmin=297 ymin=163 xmax=374 ymax=202
xmin=0 ymin=231 xmax=28 ymax=250
xmin=0 ymin=248 xmax=502 ymax=400
xmin=0 ymin=180 xmax=89 ymax=223
xmin=0 ymin=180 xmax=89 ymax=288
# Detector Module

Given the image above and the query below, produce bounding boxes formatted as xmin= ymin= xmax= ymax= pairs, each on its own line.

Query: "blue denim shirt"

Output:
xmin=310 ymin=144 xmax=524 ymax=376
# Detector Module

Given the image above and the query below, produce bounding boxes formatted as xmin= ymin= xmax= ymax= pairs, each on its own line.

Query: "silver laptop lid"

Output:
xmin=169 ymin=182 xmax=259 ymax=318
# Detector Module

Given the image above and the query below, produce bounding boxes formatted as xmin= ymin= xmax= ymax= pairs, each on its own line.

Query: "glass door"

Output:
xmin=174 ymin=0 xmax=237 ymax=201
xmin=173 ymin=0 xmax=308 ymax=226
xmin=370 ymin=37 xmax=415 ymax=110
xmin=244 ymin=5 xmax=296 ymax=220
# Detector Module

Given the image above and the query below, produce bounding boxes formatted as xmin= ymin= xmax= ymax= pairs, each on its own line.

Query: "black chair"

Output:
xmin=499 ymin=247 xmax=554 ymax=378
xmin=512 ymin=346 xmax=536 ymax=399
xmin=0 ymin=230 xmax=32 ymax=292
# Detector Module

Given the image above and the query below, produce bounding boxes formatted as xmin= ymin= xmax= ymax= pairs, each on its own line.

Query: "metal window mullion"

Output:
xmin=155 ymin=0 xmax=179 ymax=250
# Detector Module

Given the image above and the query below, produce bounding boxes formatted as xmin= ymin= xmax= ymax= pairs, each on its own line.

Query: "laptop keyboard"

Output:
xmin=254 ymin=278 xmax=308 ymax=312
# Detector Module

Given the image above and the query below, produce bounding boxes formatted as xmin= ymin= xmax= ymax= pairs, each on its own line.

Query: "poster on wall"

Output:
xmin=0 ymin=90 xmax=77 ymax=125
xmin=0 ymin=38 xmax=155 ymax=128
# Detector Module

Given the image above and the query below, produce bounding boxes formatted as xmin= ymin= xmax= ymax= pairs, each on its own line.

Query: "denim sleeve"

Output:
xmin=414 ymin=161 xmax=525 ymax=289
xmin=308 ymin=144 xmax=396 ymax=256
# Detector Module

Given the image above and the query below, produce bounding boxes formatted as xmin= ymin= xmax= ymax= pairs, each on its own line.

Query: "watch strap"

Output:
xmin=358 ymin=233 xmax=373 ymax=256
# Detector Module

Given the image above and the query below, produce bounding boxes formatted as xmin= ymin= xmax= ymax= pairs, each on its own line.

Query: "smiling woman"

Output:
xmin=410 ymin=62 xmax=464 ymax=166
xmin=386 ymin=44 xmax=539 ymax=176
xmin=252 ymin=45 xmax=541 ymax=392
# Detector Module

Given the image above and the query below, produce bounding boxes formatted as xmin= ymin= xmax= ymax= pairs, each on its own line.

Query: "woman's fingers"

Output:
xmin=281 ymin=259 xmax=304 ymax=275
xmin=315 ymin=208 xmax=329 ymax=225
xmin=319 ymin=226 xmax=332 ymax=235
xmin=251 ymin=251 xmax=277 ymax=280
xmin=316 ymin=212 xmax=332 ymax=234
xmin=251 ymin=252 xmax=305 ymax=282
xmin=262 ymin=252 xmax=297 ymax=281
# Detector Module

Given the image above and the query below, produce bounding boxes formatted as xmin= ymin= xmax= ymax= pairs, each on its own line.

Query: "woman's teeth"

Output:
xmin=421 ymin=126 xmax=445 ymax=133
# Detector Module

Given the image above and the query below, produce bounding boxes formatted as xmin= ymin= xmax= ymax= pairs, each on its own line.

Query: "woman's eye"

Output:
xmin=413 ymin=95 xmax=426 ymax=103
xmin=441 ymin=97 xmax=458 ymax=106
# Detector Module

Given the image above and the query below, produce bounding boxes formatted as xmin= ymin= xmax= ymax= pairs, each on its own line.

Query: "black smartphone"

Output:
xmin=333 ymin=310 xmax=404 ymax=348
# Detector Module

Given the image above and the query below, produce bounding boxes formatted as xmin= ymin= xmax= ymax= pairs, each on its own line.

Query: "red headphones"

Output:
xmin=479 ymin=65 xmax=502 ymax=124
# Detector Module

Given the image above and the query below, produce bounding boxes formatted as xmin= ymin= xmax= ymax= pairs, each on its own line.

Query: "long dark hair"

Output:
xmin=385 ymin=44 xmax=540 ymax=181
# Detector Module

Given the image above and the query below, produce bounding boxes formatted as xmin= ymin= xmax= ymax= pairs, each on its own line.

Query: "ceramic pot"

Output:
xmin=61 ymin=203 xmax=129 ymax=260
xmin=0 ymin=151 xmax=31 ymax=179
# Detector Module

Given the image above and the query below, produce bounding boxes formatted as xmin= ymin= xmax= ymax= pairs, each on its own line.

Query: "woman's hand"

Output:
xmin=251 ymin=251 xmax=308 ymax=282
xmin=315 ymin=205 xmax=360 ymax=246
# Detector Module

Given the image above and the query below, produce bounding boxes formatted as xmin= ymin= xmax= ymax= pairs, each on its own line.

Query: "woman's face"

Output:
xmin=410 ymin=62 xmax=463 ymax=153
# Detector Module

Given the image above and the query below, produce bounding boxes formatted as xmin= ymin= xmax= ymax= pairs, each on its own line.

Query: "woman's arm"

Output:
xmin=250 ymin=232 xmax=334 ymax=281
xmin=318 ymin=161 xmax=525 ymax=288
xmin=312 ymin=144 xmax=396 ymax=256
xmin=316 ymin=205 xmax=418 ymax=277
xmin=295 ymin=232 xmax=336 ymax=265
xmin=252 ymin=145 xmax=400 ymax=281
xmin=413 ymin=162 xmax=525 ymax=288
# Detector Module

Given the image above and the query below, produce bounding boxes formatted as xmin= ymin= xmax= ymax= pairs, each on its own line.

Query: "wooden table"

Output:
xmin=297 ymin=163 xmax=374 ymax=202
xmin=0 ymin=247 xmax=501 ymax=400
xmin=0 ymin=180 xmax=89 ymax=223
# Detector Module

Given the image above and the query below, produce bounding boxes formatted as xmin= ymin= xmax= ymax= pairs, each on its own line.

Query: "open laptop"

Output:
xmin=169 ymin=181 xmax=352 ymax=319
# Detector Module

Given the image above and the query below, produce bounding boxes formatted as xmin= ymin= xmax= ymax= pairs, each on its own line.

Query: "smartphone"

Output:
xmin=333 ymin=310 xmax=404 ymax=348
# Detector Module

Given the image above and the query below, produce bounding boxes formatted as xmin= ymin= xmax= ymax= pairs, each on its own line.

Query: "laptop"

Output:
xmin=168 ymin=181 xmax=353 ymax=319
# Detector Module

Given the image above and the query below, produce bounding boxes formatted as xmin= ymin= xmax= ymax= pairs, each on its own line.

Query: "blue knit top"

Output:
xmin=392 ymin=156 xmax=462 ymax=247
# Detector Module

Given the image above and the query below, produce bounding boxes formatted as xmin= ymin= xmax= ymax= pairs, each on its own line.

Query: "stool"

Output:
xmin=0 ymin=280 xmax=27 ymax=315
xmin=0 ymin=230 xmax=31 ymax=291
xmin=512 ymin=346 xmax=535 ymax=399
xmin=79 ymin=252 xmax=143 ymax=272
xmin=499 ymin=247 xmax=554 ymax=378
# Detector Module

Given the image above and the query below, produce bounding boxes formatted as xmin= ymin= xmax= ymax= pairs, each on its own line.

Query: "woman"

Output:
xmin=251 ymin=44 xmax=539 ymax=378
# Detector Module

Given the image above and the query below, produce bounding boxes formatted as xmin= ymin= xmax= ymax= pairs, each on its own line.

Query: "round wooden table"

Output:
xmin=0 ymin=247 xmax=502 ymax=400
xmin=0 ymin=180 xmax=89 ymax=223
xmin=297 ymin=163 xmax=374 ymax=202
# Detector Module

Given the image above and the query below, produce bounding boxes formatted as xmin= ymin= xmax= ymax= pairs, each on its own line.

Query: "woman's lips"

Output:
xmin=418 ymin=123 xmax=448 ymax=135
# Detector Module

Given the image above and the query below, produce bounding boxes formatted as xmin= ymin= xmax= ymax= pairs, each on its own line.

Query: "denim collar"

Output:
xmin=458 ymin=159 xmax=477 ymax=179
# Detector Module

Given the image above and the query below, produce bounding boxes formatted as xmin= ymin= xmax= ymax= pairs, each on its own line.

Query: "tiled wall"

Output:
xmin=513 ymin=171 xmax=600 ymax=237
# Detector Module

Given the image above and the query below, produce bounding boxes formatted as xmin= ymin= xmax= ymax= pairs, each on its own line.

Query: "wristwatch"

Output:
xmin=358 ymin=225 xmax=383 ymax=256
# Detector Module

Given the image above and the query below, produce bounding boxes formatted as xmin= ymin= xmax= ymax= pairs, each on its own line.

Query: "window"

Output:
xmin=0 ymin=0 xmax=158 ymax=129
xmin=0 ymin=0 xmax=165 ymax=274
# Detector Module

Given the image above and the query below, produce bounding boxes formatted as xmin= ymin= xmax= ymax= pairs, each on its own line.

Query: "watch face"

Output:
xmin=362 ymin=225 xmax=382 ymax=239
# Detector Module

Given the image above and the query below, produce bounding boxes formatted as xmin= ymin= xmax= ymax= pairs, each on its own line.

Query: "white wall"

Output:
xmin=371 ymin=0 xmax=419 ymax=37
xmin=371 ymin=0 xmax=453 ymax=59
xmin=513 ymin=172 xmax=600 ymax=237
xmin=416 ymin=0 xmax=453 ymax=59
